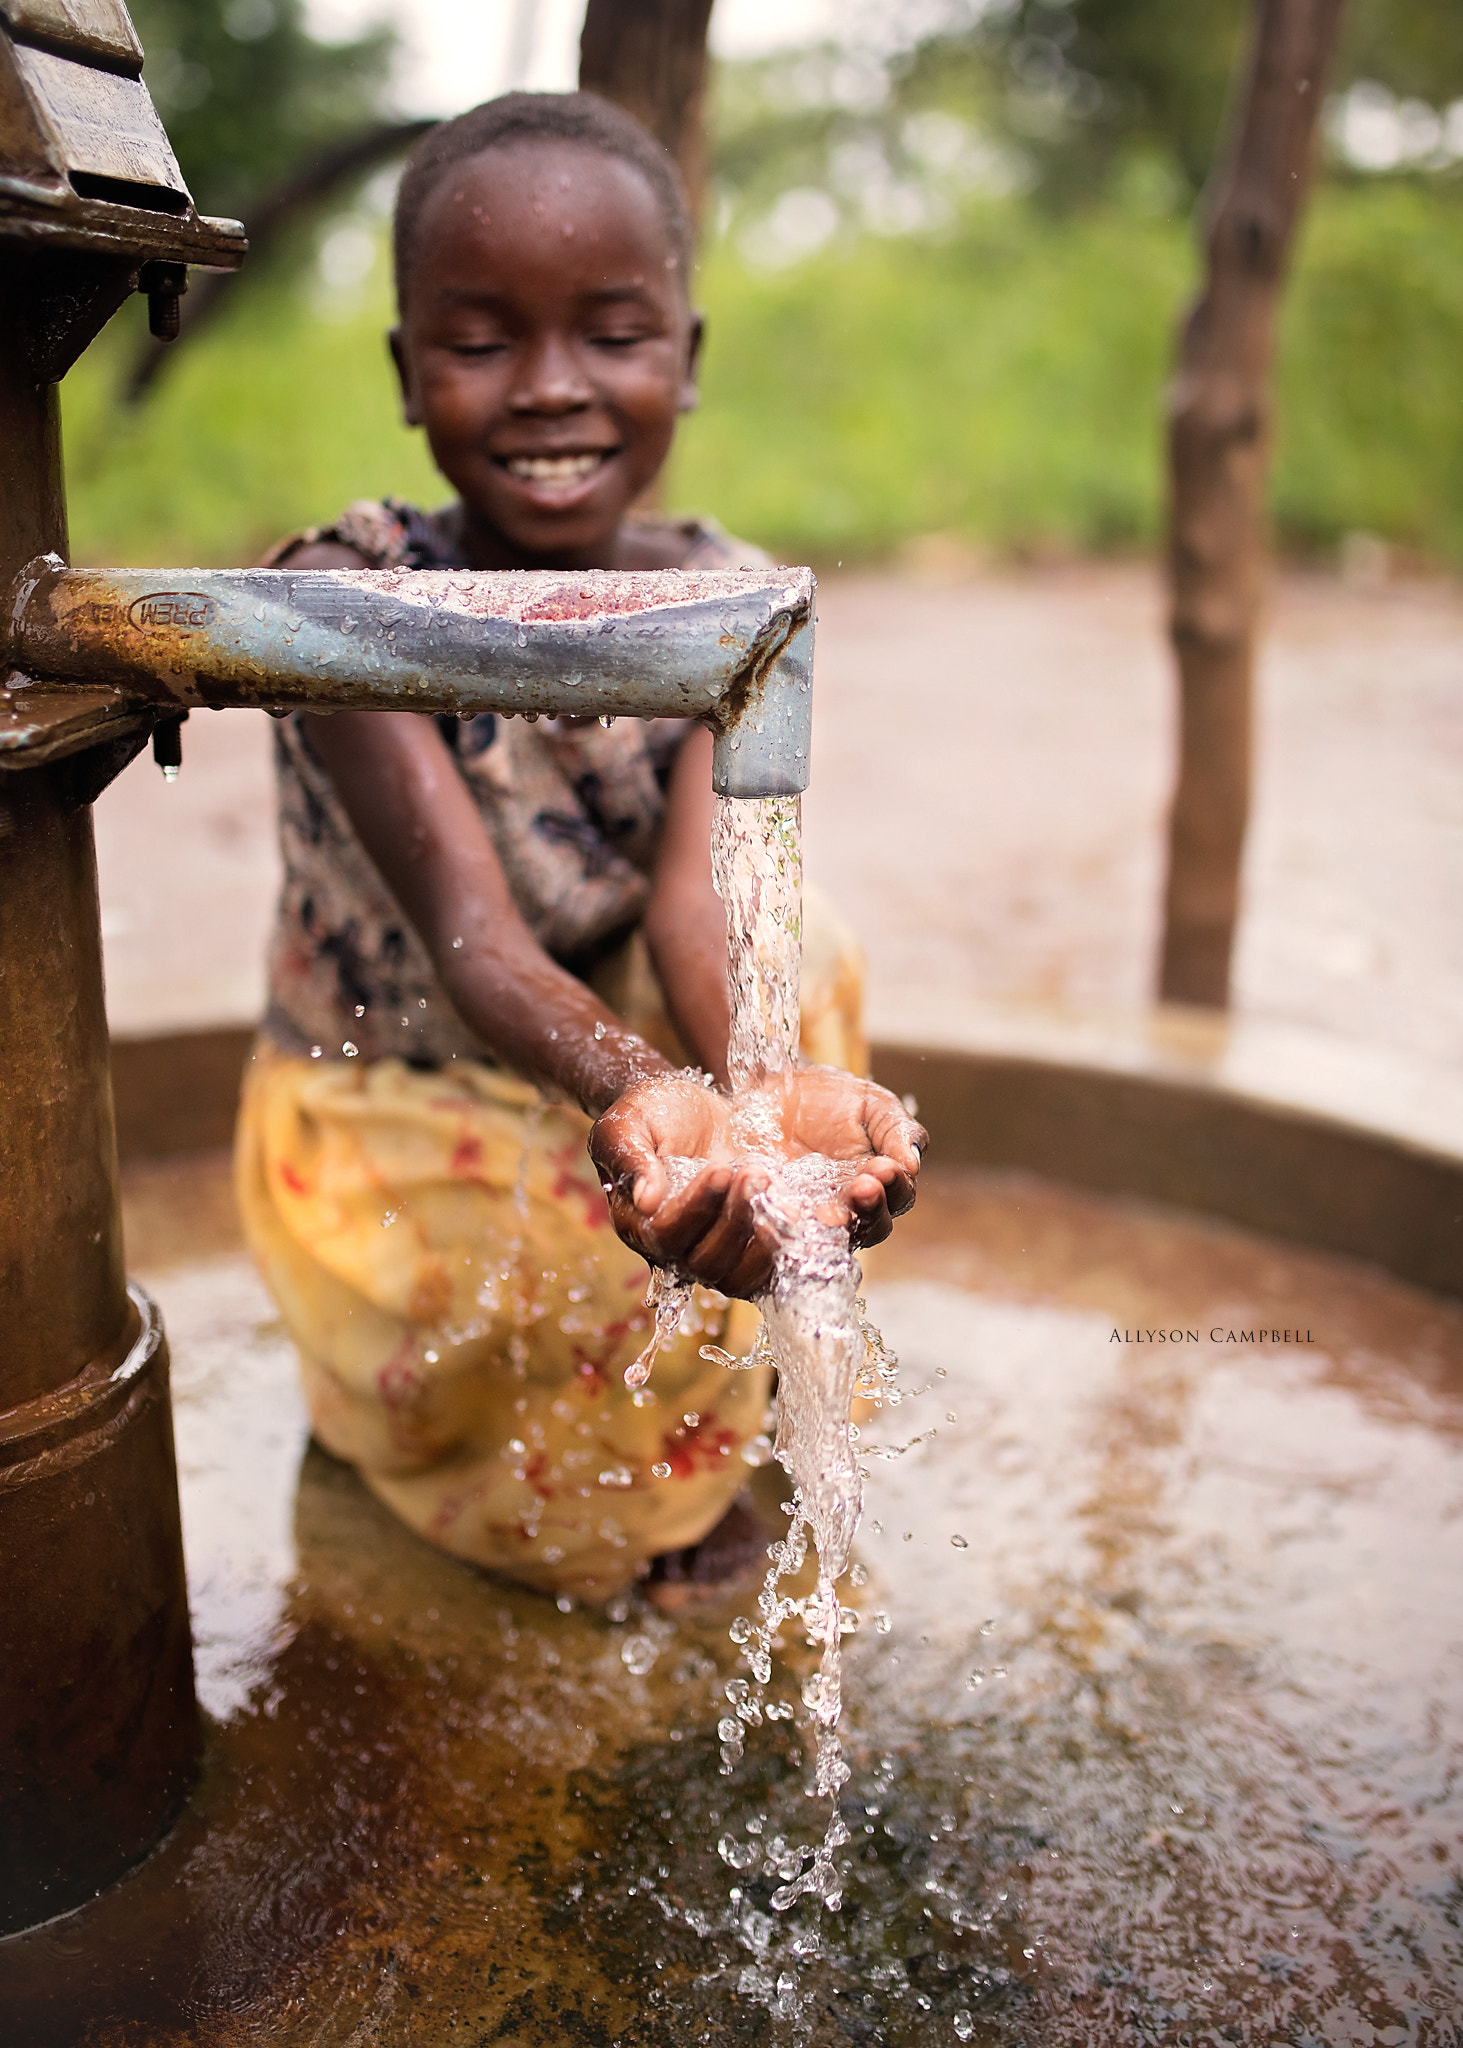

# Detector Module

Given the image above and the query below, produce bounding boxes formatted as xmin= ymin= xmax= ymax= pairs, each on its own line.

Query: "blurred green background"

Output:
xmin=62 ymin=0 xmax=1463 ymax=570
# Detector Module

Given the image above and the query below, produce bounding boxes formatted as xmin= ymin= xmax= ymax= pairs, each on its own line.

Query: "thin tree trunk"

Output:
xmin=579 ymin=0 xmax=716 ymax=223
xmin=1157 ymin=0 xmax=1344 ymax=1007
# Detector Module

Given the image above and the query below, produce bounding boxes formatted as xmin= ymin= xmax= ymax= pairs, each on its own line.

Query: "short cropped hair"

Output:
xmin=393 ymin=91 xmax=694 ymax=310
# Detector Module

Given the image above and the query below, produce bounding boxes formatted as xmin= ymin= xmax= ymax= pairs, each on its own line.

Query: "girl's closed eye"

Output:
xmin=440 ymin=326 xmax=513 ymax=358
xmin=425 ymin=304 xmax=517 ymax=358
xmin=589 ymin=324 xmax=654 ymax=351
xmin=581 ymin=288 xmax=666 ymax=348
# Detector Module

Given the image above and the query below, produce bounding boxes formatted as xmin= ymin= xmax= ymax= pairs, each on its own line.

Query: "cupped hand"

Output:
xmin=587 ymin=1066 xmax=928 ymax=1299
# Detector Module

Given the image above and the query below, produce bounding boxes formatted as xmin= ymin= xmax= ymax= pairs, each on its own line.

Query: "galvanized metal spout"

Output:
xmin=5 ymin=560 xmax=816 ymax=800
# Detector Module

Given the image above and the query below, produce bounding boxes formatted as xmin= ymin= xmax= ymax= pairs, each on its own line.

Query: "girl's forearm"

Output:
xmin=302 ymin=709 xmax=673 ymax=1117
xmin=435 ymin=931 xmax=673 ymax=1117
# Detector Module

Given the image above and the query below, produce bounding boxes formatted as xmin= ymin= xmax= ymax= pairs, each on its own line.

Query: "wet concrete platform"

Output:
xmin=2 ymin=1153 xmax=1459 ymax=2044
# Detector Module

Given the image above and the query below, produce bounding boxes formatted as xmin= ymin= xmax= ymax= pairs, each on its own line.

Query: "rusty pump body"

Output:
xmin=0 ymin=1 xmax=812 ymax=1937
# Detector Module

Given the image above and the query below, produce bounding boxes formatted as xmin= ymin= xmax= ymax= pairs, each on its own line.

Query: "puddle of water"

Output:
xmin=1 ymin=1162 xmax=1459 ymax=2045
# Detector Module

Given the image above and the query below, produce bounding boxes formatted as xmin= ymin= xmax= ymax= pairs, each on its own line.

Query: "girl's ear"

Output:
xmin=389 ymin=327 xmax=423 ymax=427
xmin=677 ymin=311 xmax=705 ymax=415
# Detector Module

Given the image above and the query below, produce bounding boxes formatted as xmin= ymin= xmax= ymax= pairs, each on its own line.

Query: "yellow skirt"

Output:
xmin=234 ymin=891 xmax=867 ymax=1599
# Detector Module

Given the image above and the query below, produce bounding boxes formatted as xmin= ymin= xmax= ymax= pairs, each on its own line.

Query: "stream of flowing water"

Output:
xmin=626 ymin=792 xmax=908 ymax=1919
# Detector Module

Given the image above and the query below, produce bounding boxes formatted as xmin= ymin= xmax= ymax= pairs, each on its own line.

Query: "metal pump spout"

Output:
xmin=4 ymin=560 xmax=816 ymax=800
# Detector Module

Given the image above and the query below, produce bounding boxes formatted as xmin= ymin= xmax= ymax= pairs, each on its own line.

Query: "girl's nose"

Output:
xmin=508 ymin=330 xmax=593 ymax=413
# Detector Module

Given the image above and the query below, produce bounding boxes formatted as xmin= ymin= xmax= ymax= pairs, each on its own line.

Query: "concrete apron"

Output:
xmin=0 ymin=1023 xmax=1458 ymax=2042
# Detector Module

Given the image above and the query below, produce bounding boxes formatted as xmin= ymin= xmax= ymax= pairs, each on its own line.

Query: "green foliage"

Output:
xmin=675 ymin=176 xmax=1463 ymax=566
xmin=710 ymin=0 xmax=1463 ymax=239
xmin=670 ymin=200 xmax=1190 ymax=559
xmin=127 ymin=0 xmax=395 ymax=216
xmin=712 ymin=31 xmax=1005 ymax=216
xmin=1274 ymin=180 xmax=1463 ymax=556
xmin=971 ymin=0 xmax=1245 ymax=201
xmin=1340 ymin=0 xmax=1463 ymax=110
xmin=60 ymin=175 xmax=1463 ymax=573
xmin=62 ymin=249 xmax=441 ymax=568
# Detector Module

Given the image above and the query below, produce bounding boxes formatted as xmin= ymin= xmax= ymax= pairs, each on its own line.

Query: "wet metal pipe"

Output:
xmin=6 ymin=560 xmax=816 ymax=799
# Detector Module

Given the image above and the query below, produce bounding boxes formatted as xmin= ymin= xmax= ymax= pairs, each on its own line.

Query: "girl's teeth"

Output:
xmin=507 ymin=454 xmax=604 ymax=483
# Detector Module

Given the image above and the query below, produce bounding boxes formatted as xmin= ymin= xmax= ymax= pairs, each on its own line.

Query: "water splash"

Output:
xmin=628 ymin=792 xmax=907 ymax=1922
xmin=623 ymin=1265 xmax=694 ymax=1391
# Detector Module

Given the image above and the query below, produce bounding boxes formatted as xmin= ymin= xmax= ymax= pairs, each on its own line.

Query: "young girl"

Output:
xmin=235 ymin=92 xmax=925 ymax=1602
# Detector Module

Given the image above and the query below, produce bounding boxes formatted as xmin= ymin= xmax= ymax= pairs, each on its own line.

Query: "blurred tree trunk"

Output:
xmin=579 ymin=0 xmax=716 ymax=223
xmin=1158 ymin=0 xmax=1345 ymax=1007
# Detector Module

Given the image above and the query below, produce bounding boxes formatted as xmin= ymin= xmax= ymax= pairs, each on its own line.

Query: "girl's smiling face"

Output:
xmin=391 ymin=139 xmax=700 ymax=569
